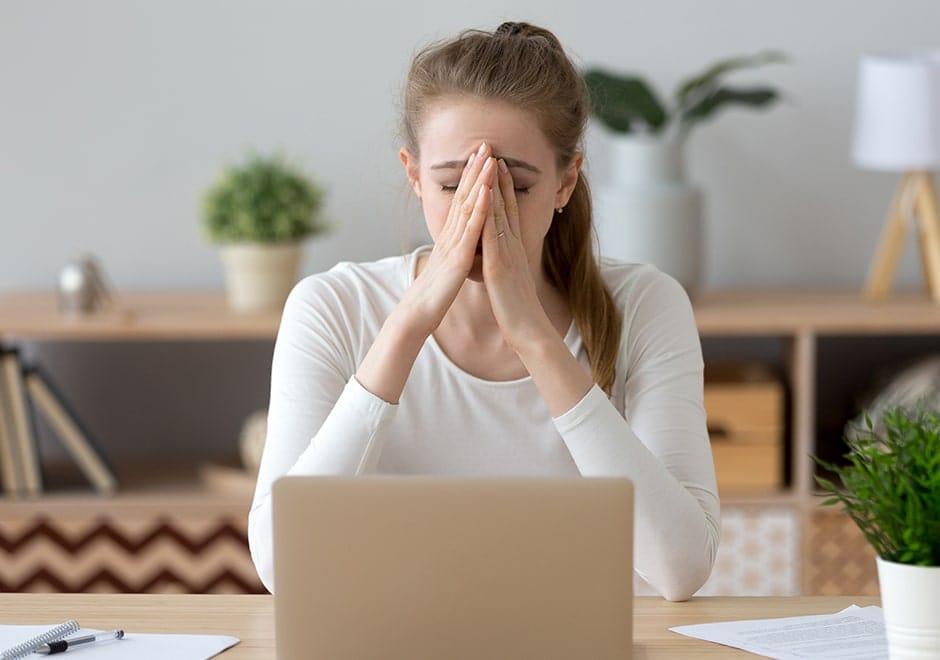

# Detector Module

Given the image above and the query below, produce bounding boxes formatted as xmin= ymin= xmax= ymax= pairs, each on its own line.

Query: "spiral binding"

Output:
xmin=1 ymin=620 xmax=80 ymax=660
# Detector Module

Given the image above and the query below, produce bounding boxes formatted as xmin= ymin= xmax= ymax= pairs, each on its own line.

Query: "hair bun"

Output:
xmin=495 ymin=21 xmax=525 ymax=36
xmin=493 ymin=21 xmax=560 ymax=49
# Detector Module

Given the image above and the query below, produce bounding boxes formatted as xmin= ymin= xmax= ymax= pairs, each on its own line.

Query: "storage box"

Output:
xmin=704 ymin=364 xmax=784 ymax=492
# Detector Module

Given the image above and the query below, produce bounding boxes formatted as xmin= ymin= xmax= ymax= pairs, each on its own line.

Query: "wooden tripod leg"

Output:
xmin=864 ymin=174 xmax=911 ymax=301
xmin=913 ymin=172 xmax=940 ymax=303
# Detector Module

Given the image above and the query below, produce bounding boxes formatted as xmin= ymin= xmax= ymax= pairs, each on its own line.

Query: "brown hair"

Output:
xmin=402 ymin=22 xmax=622 ymax=393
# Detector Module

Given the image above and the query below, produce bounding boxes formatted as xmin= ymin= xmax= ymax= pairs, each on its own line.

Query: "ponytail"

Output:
xmin=543 ymin=174 xmax=621 ymax=394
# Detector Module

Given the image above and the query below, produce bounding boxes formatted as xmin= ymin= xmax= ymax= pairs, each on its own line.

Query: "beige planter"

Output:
xmin=219 ymin=242 xmax=302 ymax=312
xmin=877 ymin=557 xmax=940 ymax=659
xmin=594 ymin=135 xmax=703 ymax=294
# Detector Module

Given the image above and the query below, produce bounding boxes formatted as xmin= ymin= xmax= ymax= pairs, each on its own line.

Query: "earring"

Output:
xmin=556 ymin=207 xmax=564 ymax=214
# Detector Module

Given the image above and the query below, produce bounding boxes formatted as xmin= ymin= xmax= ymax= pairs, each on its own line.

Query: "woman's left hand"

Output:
xmin=481 ymin=159 xmax=555 ymax=351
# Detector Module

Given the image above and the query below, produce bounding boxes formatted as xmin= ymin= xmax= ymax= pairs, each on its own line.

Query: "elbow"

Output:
xmin=658 ymin=571 xmax=706 ymax=602
xmin=650 ymin=514 xmax=720 ymax=602
xmin=656 ymin=556 xmax=714 ymax=602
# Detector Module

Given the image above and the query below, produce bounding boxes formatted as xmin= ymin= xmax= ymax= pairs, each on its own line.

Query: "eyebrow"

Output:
xmin=429 ymin=156 xmax=541 ymax=174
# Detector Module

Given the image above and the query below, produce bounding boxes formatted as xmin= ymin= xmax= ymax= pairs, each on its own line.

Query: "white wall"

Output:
xmin=3 ymin=1 xmax=938 ymax=468
xmin=4 ymin=0 xmax=940 ymax=292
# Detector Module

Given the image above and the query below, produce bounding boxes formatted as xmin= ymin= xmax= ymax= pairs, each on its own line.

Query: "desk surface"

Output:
xmin=0 ymin=594 xmax=880 ymax=658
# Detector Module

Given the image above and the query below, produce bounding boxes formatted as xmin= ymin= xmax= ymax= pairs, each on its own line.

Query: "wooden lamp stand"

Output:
xmin=864 ymin=170 xmax=940 ymax=303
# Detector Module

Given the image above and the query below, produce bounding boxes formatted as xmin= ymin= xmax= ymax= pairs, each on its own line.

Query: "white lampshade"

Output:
xmin=851 ymin=53 xmax=940 ymax=171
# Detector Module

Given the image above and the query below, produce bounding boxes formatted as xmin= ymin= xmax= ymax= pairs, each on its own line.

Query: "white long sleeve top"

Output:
xmin=248 ymin=246 xmax=720 ymax=600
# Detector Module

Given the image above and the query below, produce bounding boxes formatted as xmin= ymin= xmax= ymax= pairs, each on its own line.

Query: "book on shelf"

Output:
xmin=1 ymin=349 xmax=42 ymax=495
xmin=24 ymin=366 xmax=117 ymax=495
xmin=0 ymin=361 xmax=24 ymax=494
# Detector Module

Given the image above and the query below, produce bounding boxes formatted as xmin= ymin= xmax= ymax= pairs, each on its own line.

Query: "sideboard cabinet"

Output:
xmin=2 ymin=290 xmax=938 ymax=595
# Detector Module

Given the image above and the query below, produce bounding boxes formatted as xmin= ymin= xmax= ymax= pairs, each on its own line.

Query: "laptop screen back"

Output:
xmin=273 ymin=476 xmax=633 ymax=660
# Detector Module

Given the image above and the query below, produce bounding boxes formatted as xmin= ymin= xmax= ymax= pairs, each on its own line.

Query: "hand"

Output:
xmin=406 ymin=143 xmax=496 ymax=335
xmin=355 ymin=143 xmax=496 ymax=404
xmin=481 ymin=159 xmax=554 ymax=350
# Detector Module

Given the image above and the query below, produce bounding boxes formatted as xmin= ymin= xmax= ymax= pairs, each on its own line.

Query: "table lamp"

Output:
xmin=851 ymin=53 xmax=940 ymax=303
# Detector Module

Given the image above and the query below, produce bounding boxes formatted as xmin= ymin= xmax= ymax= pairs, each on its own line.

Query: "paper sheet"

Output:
xmin=670 ymin=605 xmax=888 ymax=660
xmin=0 ymin=624 xmax=238 ymax=659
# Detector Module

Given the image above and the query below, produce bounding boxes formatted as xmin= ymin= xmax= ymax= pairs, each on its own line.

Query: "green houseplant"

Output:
xmin=583 ymin=51 xmax=786 ymax=140
xmin=202 ymin=153 xmax=327 ymax=312
xmin=816 ymin=405 xmax=940 ymax=658
xmin=583 ymin=52 xmax=786 ymax=294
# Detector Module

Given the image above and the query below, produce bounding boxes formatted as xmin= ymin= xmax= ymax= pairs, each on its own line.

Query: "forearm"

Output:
xmin=249 ymin=376 xmax=398 ymax=592
xmin=513 ymin=321 xmax=594 ymax=418
xmin=355 ymin=302 xmax=431 ymax=404
xmin=555 ymin=386 xmax=720 ymax=601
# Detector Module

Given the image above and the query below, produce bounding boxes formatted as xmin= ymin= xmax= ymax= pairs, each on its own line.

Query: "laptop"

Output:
xmin=272 ymin=476 xmax=634 ymax=660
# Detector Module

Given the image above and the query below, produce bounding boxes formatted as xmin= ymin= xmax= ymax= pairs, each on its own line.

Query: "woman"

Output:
xmin=248 ymin=21 xmax=719 ymax=601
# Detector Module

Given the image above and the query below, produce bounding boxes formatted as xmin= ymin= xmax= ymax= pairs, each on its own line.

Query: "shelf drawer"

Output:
xmin=711 ymin=442 xmax=783 ymax=492
xmin=705 ymin=364 xmax=785 ymax=492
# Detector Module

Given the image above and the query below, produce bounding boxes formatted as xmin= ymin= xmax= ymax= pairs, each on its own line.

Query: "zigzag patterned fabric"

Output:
xmin=0 ymin=516 xmax=266 ymax=593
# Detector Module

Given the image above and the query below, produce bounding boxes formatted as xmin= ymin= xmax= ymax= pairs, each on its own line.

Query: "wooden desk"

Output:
xmin=0 ymin=594 xmax=880 ymax=658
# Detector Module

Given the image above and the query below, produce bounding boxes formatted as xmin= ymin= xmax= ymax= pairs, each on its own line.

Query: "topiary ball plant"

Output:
xmin=202 ymin=153 xmax=327 ymax=244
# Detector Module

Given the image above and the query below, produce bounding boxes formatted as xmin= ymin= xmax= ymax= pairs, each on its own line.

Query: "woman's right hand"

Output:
xmin=355 ymin=142 xmax=495 ymax=404
xmin=403 ymin=142 xmax=496 ymax=336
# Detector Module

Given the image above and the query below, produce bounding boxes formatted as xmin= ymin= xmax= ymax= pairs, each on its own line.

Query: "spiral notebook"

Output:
xmin=0 ymin=623 xmax=238 ymax=660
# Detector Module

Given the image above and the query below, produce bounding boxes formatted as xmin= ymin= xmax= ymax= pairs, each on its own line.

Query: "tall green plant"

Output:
xmin=202 ymin=153 xmax=327 ymax=243
xmin=815 ymin=406 xmax=940 ymax=566
xmin=584 ymin=51 xmax=785 ymax=140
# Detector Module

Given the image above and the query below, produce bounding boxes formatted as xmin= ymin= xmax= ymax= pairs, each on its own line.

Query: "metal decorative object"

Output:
xmin=58 ymin=254 xmax=112 ymax=314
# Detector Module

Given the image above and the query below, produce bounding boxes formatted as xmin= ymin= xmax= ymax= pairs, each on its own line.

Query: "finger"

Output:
xmin=490 ymin=175 xmax=507 ymax=243
xmin=497 ymin=159 xmax=521 ymax=238
xmin=447 ymin=151 xmax=494 ymax=242
xmin=465 ymin=156 xmax=496 ymax=224
xmin=461 ymin=181 xmax=492 ymax=246
xmin=452 ymin=142 xmax=491 ymax=213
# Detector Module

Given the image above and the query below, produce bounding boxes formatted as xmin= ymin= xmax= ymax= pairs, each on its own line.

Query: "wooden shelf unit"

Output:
xmin=1 ymin=289 xmax=938 ymax=595
xmin=694 ymin=289 xmax=940 ymax=502
xmin=693 ymin=289 xmax=940 ymax=595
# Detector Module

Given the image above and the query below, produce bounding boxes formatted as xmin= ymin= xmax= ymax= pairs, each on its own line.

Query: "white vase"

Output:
xmin=877 ymin=557 xmax=940 ymax=659
xmin=219 ymin=242 xmax=302 ymax=312
xmin=593 ymin=135 xmax=703 ymax=294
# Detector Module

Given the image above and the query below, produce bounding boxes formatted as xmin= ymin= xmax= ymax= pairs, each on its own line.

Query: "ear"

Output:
xmin=555 ymin=152 xmax=583 ymax=209
xmin=400 ymin=147 xmax=422 ymax=199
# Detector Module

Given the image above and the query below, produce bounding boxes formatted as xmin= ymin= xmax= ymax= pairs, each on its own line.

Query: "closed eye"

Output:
xmin=440 ymin=185 xmax=530 ymax=194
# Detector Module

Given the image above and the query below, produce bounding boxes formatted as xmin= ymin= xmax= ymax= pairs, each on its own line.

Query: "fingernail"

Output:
xmin=466 ymin=153 xmax=475 ymax=167
xmin=498 ymin=158 xmax=508 ymax=174
xmin=477 ymin=142 xmax=487 ymax=157
xmin=482 ymin=157 xmax=494 ymax=172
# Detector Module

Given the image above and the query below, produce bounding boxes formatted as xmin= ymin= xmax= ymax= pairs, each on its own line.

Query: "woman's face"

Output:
xmin=401 ymin=97 xmax=580 ymax=279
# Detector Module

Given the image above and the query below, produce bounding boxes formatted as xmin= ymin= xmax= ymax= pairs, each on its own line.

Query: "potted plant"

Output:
xmin=584 ymin=51 xmax=786 ymax=141
xmin=202 ymin=153 xmax=327 ymax=312
xmin=816 ymin=405 xmax=940 ymax=659
xmin=583 ymin=52 xmax=785 ymax=293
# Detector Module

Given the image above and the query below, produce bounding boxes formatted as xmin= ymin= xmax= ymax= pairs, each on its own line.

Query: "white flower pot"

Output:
xmin=877 ymin=557 xmax=940 ymax=659
xmin=594 ymin=136 xmax=703 ymax=294
xmin=219 ymin=242 xmax=302 ymax=312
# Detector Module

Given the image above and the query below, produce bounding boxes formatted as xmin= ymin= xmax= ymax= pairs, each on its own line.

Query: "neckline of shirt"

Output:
xmin=405 ymin=245 xmax=579 ymax=387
